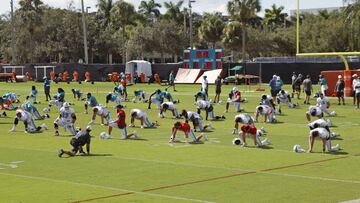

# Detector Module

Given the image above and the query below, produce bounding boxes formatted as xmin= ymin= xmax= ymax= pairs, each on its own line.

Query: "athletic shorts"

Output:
xmin=271 ymin=90 xmax=278 ymax=97
xmin=70 ymin=139 xmax=80 ymax=153
xmin=336 ymin=91 xmax=344 ymax=97
xmin=356 ymin=92 xmax=360 ymax=98
xmin=294 ymin=86 xmax=301 ymax=92
xmin=305 ymin=90 xmax=311 ymax=96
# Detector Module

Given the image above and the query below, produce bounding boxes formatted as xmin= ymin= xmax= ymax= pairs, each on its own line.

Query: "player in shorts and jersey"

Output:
xmin=84 ymin=93 xmax=99 ymax=114
xmin=260 ymin=94 xmax=276 ymax=110
xmin=58 ymin=126 xmax=92 ymax=157
xmin=9 ymin=109 xmax=47 ymax=133
xmin=181 ymin=110 xmax=211 ymax=132
xmin=308 ymin=118 xmax=339 ymax=138
xmin=108 ymin=105 xmax=138 ymax=139
xmin=129 ymin=109 xmax=157 ymax=128
xmin=196 ymin=99 xmax=225 ymax=121
xmin=237 ymin=124 xmax=271 ymax=147
xmin=254 ymin=105 xmax=276 ymax=123
xmin=54 ymin=102 xmax=77 ymax=136
xmin=194 ymin=91 xmax=208 ymax=102
xmin=21 ymin=97 xmax=49 ymax=120
xmin=169 ymin=121 xmax=207 ymax=143
xmin=306 ymin=105 xmax=324 ymax=122
xmin=316 ymin=93 xmax=336 ymax=116
xmin=71 ymin=89 xmax=84 ymax=101
xmin=232 ymin=113 xmax=256 ymax=134
xmin=159 ymin=102 xmax=180 ymax=118
xmin=307 ymin=127 xmax=340 ymax=153
xmin=105 ymin=92 xmax=121 ymax=108
xmin=276 ymin=90 xmax=297 ymax=113
xmin=133 ymin=90 xmax=147 ymax=103
xmin=88 ymin=106 xmax=111 ymax=126
xmin=148 ymin=89 xmax=164 ymax=109
xmin=29 ymin=86 xmax=38 ymax=104
xmin=114 ymin=85 xmax=126 ymax=101
xmin=225 ymin=87 xmax=243 ymax=113
xmin=49 ymin=88 xmax=65 ymax=111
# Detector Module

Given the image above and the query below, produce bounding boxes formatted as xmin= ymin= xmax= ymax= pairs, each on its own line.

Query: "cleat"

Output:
xmin=2 ymin=112 xmax=7 ymax=117
xmin=41 ymin=124 xmax=48 ymax=130
xmin=221 ymin=115 xmax=226 ymax=119
xmin=9 ymin=127 xmax=16 ymax=132
xmin=55 ymin=132 xmax=59 ymax=136
xmin=58 ymin=149 xmax=64 ymax=157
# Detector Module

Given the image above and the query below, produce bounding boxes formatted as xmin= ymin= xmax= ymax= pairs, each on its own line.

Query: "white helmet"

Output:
xmin=232 ymin=138 xmax=242 ymax=145
xmin=232 ymin=87 xmax=238 ymax=92
xmin=63 ymin=102 xmax=70 ymax=108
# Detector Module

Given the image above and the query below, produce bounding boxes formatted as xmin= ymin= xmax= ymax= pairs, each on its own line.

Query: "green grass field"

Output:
xmin=0 ymin=81 xmax=359 ymax=203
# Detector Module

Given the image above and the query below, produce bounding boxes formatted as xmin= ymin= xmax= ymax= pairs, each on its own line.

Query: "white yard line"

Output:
xmin=341 ymin=198 xmax=360 ymax=203
xmin=0 ymin=172 xmax=214 ymax=203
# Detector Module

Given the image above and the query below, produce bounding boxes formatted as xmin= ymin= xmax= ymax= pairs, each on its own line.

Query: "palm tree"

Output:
xmin=111 ymin=0 xmax=137 ymax=64
xmin=163 ymin=0 xmax=184 ymax=24
xmin=97 ymin=0 xmax=113 ymax=27
xmin=227 ymin=0 xmax=261 ymax=62
xmin=264 ymin=4 xmax=287 ymax=30
xmin=198 ymin=13 xmax=225 ymax=48
xmin=344 ymin=0 xmax=360 ymax=50
xmin=139 ymin=0 xmax=162 ymax=18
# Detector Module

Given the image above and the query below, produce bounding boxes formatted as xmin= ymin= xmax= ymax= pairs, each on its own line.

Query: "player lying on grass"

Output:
xmin=316 ymin=93 xmax=336 ymax=116
xmin=3 ymin=92 xmax=19 ymax=104
xmin=21 ymin=96 xmax=49 ymax=120
xmin=84 ymin=93 xmax=98 ymax=114
xmin=181 ymin=110 xmax=212 ymax=132
xmin=2 ymin=92 xmax=19 ymax=110
xmin=148 ymin=89 xmax=164 ymax=109
xmin=54 ymin=102 xmax=77 ymax=136
xmin=169 ymin=121 xmax=208 ymax=143
xmin=107 ymin=105 xmax=138 ymax=139
xmin=307 ymin=127 xmax=340 ymax=153
xmin=308 ymin=118 xmax=339 ymax=138
xmin=306 ymin=105 xmax=324 ymax=122
xmin=159 ymin=102 xmax=180 ymax=118
xmin=9 ymin=109 xmax=47 ymax=133
xmin=225 ymin=87 xmax=243 ymax=113
xmin=105 ymin=92 xmax=121 ymax=108
xmin=232 ymin=113 xmax=256 ymax=134
xmin=71 ymin=89 xmax=84 ymax=101
xmin=88 ymin=106 xmax=111 ymax=126
xmin=58 ymin=126 xmax=91 ymax=157
xmin=235 ymin=124 xmax=271 ymax=147
xmin=133 ymin=90 xmax=147 ymax=103
xmin=196 ymin=99 xmax=225 ymax=121
xmin=276 ymin=90 xmax=297 ymax=113
xmin=29 ymin=86 xmax=38 ymax=104
xmin=254 ymin=105 xmax=276 ymax=123
xmin=194 ymin=91 xmax=208 ymax=102
xmin=49 ymin=88 xmax=65 ymax=111
xmin=129 ymin=109 xmax=158 ymax=128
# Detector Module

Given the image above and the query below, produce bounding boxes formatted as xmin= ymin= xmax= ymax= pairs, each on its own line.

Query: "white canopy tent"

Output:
xmin=125 ymin=60 xmax=152 ymax=83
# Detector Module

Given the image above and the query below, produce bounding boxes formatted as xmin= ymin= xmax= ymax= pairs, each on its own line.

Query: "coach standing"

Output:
xmin=44 ymin=76 xmax=51 ymax=101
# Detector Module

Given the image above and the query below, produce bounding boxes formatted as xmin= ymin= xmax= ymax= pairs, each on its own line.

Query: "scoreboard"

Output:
xmin=182 ymin=49 xmax=223 ymax=69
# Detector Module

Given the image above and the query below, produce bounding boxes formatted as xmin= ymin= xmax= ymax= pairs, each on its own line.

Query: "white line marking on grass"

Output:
xmin=341 ymin=198 xmax=360 ymax=203
xmin=0 ymin=172 xmax=214 ymax=203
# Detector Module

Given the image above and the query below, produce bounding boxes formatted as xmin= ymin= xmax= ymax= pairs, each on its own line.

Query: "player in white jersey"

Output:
xmin=159 ymin=102 xmax=180 ymax=118
xmin=308 ymin=127 xmax=340 ymax=153
xmin=9 ymin=109 xmax=47 ymax=133
xmin=196 ymin=100 xmax=225 ymax=121
xmin=88 ymin=106 xmax=111 ymax=126
xmin=232 ymin=113 xmax=256 ymax=134
xmin=308 ymin=118 xmax=339 ymax=138
xmin=260 ymin=94 xmax=276 ymax=110
xmin=181 ymin=110 xmax=211 ymax=132
xmin=255 ymin=105 xmax=276 ymax=123
xmin=276 ymin=90 xmax=297 ymax=113
xmin=54 ymin=102 xmax=77 ymax=136
xmin=316 ymin=93 xmax=336 ymax=116
xmin=129 ymin=109 xmax=157 ymax=128
xmin=306 ymin=105 xmax=323 ymax=122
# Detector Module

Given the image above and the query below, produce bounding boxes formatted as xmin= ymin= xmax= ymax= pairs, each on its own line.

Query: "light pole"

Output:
xmin=10 ymin=0 xmax=16 ymax=64
xmin=189 ymin=0 xmax=195 ymax=49
xmin=81 ymin=0 xmax=89 ymax=64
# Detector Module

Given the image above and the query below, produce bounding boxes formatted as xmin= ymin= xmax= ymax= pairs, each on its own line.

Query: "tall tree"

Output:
xmin=163 ymin=0 xmax=184 ymax=24
xmin=198 ymin=12 xmax=225 ymax=48
xmin=111 ymin=0 xmax=137 ymax=63
xmin=97 ymin=0 xmax=113 ymax=27
xmin=227 ymin=0 xmax=261 ymax=62
xmin=139 ymin=0 xmax=162 ymax=18
xmin=344 ymin=0 xmax=360 ymax=50
xmin=264 ymin=4 xmax=287 ymax=30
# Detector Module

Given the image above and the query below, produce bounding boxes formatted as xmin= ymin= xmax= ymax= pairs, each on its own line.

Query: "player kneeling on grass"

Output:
xmin=71 ymin=89 xmax=84 ymax=101
xmin=234 ymin=124 xmax=271 ymax=147
xmin=21 ymin=97 xmax=49 ymax=120
xmin=29 ymin=86 xmax=38 ymax=104
xmin=159 ymin=102 xmax=180 ymax=118
xmin=106 ymin=105 xmax=138 ymax=139
xmin=308 ymin=127 xmax=340 ymax=153
xmin=316 ymin=93 xmax=336 ymax=116
xmin=58 ymin=126 xmax=91 ymax=157
xmin=306 ymin=105 xmax=324 ymax=122
xmin=133 ymin=90 xmax=147 ymax=103
xmin=84 ymin=93 xmax=99 ymax=114
xmin=54 ymin=102 xmax=77 ymax=136
xmin=49 ymin=88 xmax=65 ymax=111
xmin=9 ymin=109 xmax=47 ymax=133
xmin=225 ymin=87 xmax=243 ymax=113
xmin=169 ymin=121 xmax=207 ymax=143
xmin=308 ymin=118 xmax=339 ymax=138
xmin=181 ymin=110 xmax=211 ymax=132
xmin=194 ymin=91 xmax=208 ymax=102
xmin=148 ymin=89 xmax=164 ymax=109
xmin=276 ymin=90 xmax=297 ymax=113
xmin=88 ymin=106 xmax=111 ymax=126
xmin=196 ymin=99 xmax=225 ymax=121
xmin=255 ymin=105 xmax=276 ymax=123
xmin=105 ymin=92 xmax=121 ymax=108
xmin=129 ymin=109 xmax=157 ymax=128
xmin=232 ymin=113 xmax=257 ymax=134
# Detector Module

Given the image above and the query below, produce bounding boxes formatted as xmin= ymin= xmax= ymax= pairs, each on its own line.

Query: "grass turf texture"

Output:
xmin=0 ymin=81 xmax=359 ymax=203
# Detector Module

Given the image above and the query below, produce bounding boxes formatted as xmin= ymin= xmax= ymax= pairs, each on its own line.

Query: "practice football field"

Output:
xmin=0 ymin=82 xmax=359 ymax=203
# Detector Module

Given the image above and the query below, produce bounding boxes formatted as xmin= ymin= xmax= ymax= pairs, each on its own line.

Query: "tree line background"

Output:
xmin=0 ymin=0 xmax=359 ymax=64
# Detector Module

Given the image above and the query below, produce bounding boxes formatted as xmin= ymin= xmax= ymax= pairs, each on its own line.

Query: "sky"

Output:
xmin=0 ymin=0 xmax=345 ymax=16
